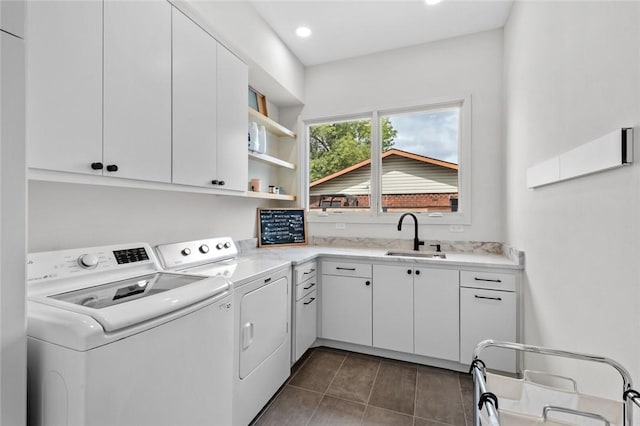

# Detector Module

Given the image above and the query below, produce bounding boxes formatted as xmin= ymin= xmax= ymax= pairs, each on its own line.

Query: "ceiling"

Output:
xmin=250 ymin=0 xmax=514 ymax=66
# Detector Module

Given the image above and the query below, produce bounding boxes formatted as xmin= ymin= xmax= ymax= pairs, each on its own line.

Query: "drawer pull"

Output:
xmin=303 ymin=282 xmax=316 ymax=290
xmin=264 ymin=277 xmax=271 ymax=283
xmin=474 ymin=277 xmax=502 ymax=283
xmin=303 ymin=297 xmax=316 ymax=305
xmin=474 ymin=295 xmax=502 ymax=301
xmin=303 ymin=268 xmax=316 ymax=275
xmin=336 ymin=267 xmax=356 ymax=271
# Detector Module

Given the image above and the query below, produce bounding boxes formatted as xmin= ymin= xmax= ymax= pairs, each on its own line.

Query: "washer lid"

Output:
xmin=36 ymin=273 xmax=230 ymax=332
xmin=51 ymin=272 xmax=203 ymax=309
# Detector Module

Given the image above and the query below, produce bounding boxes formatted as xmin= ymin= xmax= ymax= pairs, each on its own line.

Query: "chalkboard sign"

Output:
xmin=258 ymin=208 xmax=308 ymax=247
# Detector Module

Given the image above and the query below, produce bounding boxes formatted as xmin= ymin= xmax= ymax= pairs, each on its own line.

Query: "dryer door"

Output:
xmin=239 ymin=276 xmax=288 ymax=379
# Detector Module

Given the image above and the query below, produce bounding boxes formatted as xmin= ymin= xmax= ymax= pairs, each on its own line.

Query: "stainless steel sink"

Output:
xmin=385 ymin=250 xmax=447 ymax=259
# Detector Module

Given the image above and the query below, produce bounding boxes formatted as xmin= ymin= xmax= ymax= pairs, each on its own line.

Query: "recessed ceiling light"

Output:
xmin=425 ymin=0 xmax=442 ymax=5
xmin=296 ymin=26 xmax=312 ymax=38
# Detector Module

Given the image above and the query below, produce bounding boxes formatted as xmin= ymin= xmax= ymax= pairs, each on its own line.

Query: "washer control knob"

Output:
xmin=223 ymin=242 xmax=231 ymax=249
xmin=199 ymin=244 xmax=209 ymax=254
xmin=216 ymin=243 xmax=224 ymax=250
xmin=181 ymin=248 xmax=191 ymax=256
xmin=78 ymin=254 xmax=99 ymax=269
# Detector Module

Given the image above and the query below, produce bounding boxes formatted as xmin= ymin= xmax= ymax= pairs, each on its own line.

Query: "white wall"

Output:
xmin=300 ymin=29 xmax=504 ymax=242
xmin=28 ymin=181 xmax=270 ymax=252
xmin=504 ymin=1 xmax=640 ymax=400
xmin=1 ymin=28 xmax=26 ymax=426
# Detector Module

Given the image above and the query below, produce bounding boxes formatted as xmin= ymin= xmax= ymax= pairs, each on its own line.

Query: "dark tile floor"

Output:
xmin=251 ymin=347 xmax=474 ymax=426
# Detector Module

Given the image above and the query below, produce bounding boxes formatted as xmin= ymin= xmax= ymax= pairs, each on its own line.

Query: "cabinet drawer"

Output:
xmin=322 ymin=260 xmax=372 ymax=278
xmin=296 ymin=277 xmax=318 ymax=301
xmin=294 ymin=261 xmax=317 ymax=283
xmin=460 ymin=270 xmax=516 ymax=292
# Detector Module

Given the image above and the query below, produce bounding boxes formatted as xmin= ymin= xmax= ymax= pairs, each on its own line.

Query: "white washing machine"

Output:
xmin=27 ymin=243 xmax=233 ymax=426
xmin=155 ymin=238 xmax=292 ymax=426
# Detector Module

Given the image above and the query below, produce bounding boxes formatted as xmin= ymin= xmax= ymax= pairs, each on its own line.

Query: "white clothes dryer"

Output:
xmin=156 ymin=237 xmax=292 ymax=426
xmin=27 ymin=243 xmax=233 ymax=426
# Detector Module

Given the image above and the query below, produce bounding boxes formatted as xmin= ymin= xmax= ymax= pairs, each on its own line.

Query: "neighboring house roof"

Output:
xmin=310 ymin=149 xmax=457 ymax=187
xmin=310 ymin=149 xmax=458 ymax=196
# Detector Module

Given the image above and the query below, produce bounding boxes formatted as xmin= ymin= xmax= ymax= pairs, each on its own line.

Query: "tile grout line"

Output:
xmin=413 ymin=365 xmax=419 ymax=418
xmin=457 ymin=373 xmax=469 ymax=426
xmin=305 ymin=351 xmax=348 ymax=426
xmin=364 ymin=359 xmax=382 ymax=406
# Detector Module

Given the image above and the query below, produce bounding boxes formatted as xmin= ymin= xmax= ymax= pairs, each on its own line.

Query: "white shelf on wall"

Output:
xmin=245 ymin=191 xmax=296 ymax=201
xmin=526 ymin=128 xmax=634 ymax=188
xmin=248 ymin=151 xmax=295 ymax=170
xmin=248 ymin=108 xmax=296 ymax=139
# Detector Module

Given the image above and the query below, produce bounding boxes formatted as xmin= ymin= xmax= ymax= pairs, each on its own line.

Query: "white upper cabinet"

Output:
xmin=103 ymin=0 xmax=172 ymax=183
xmin=27 ymin=1 xmax=103 ymax=175
xmin=216 ymin=44 xmax=248 ymax=192
xmin=172 ymin=8 xmax=248 ymax=191
xmin=172 ymin=8 xmax=218 ymax=187
xmin=27 ymin=1 xmax=248 ymax=191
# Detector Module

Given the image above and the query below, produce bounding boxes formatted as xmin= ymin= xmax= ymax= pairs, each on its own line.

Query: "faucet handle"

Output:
xmin=430 ymin=243 xmax=441 ymax=252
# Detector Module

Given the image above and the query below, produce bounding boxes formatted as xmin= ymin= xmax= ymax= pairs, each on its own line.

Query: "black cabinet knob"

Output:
xmin=218 ymin=180 xmax=225 ymax=186
xmin=415 ymin=270 xmax=420 ymax=275
xmin=211 ymin=180 xmax=219 ymax=185
xmin=106 ymin=164 xmax=118 ymax=172
xmin=407 ymin=269 xmax=412 ymax=275
xmin=91 ymin=162 xmax=103 ymax=170
xmin=365 ymin=280 xmax=371 ymax=286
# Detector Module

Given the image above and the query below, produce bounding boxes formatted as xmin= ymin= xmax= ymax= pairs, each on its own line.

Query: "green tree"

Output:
xmin=309 ymin=118 xmax=397 ymax=182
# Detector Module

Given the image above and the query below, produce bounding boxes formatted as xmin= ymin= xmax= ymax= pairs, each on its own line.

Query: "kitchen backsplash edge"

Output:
xmin=235 ymin=237 xmax=524 ymax=265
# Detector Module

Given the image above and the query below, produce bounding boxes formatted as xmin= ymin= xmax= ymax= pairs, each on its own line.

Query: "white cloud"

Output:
xmin=387 ymin=109 xmax=459 ymax=163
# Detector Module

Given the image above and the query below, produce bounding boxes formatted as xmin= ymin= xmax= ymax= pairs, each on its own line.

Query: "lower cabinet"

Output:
xmin=373 ymin=264 xmax=459 ymax=361
xmin=372 ymin=264 xmax=413 ymax=353
xmin=320 ymin=261 xmax=372 ymax=346
xmin=295 ymin=290 xmax=317 ymax=361
xmin=414 ymin=268 xmax=460 ymax=361
xmin=317 ymin=258 xmax=519 ymax=371
xmin=459 ymin=270 xmax=517 ymax=372
xmin=292 ymin=261 xmax=317 ymax=363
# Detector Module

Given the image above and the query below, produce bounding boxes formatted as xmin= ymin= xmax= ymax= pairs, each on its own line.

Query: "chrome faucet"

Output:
xmin=397 ymin=212 xmax=424 ymax=251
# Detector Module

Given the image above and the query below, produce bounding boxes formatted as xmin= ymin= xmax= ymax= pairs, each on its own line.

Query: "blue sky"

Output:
xmin=387 ymin=108 xmax=459 ymax=164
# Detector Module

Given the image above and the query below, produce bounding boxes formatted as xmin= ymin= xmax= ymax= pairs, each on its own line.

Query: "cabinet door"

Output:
xmin=460 ymin=287 xmax=516 ymax=372
xmin=103 ymin=1 xmax=171 ymax=183
xmin=27 ymin=1 xmax=103 ymax=175
xmin=172 ymin=8 xmax=217 ymax=187
xmin=216 ymin=44 xmax=248 ymax=192
xmin=321 ymin=275 xmax=371 ymax=346
xmin=414 ymin=268 xmax=460 ymax=361
xmin=295 ymin=290 xmax=317 ymax=362
xmin=372 ymin=264 xmax=413 ymax=353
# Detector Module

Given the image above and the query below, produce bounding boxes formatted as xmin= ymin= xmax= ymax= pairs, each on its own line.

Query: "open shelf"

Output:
xmin=248 ymin=108 xmax=296 ymax=139
xmin=245 ymin=191 xmax=296 ymax=201
xmin=248 ymin=151 xmax=295 ymax=170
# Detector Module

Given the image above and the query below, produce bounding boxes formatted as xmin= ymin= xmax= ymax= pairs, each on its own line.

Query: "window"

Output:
xmin=305 ymin=97 xmax=469 ymax=223
xmin=308 ymin=118 xmax=372 ymax=213
xmin=381 ymin=107 xmax=459 ymax=213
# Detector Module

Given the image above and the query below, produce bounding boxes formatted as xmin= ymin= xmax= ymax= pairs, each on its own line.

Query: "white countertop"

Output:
xmin=239 ymin=245 xmax=523 ymax=270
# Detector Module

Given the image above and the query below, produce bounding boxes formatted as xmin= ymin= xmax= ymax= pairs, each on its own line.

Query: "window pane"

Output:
xmin=381 ymin=108 xmax=459 ymax=213
xmin=308 ymin=119 xmax=372 ymax=212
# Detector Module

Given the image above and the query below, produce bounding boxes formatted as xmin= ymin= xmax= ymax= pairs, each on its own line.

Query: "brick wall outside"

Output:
xmin=311 ymin=193 xmax=458 ymax=212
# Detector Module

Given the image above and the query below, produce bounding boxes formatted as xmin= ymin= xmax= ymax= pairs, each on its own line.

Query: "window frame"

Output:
xmin=302 ymin=95 xmax=471 ymax=225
